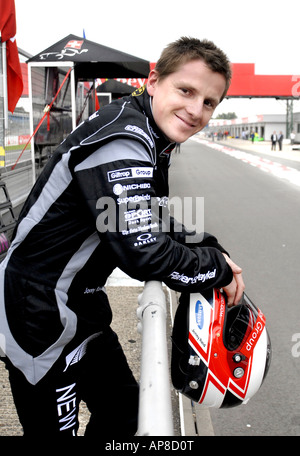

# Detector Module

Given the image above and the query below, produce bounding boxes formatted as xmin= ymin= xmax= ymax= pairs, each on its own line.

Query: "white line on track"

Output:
xmin=191 ymin=137 xmax=300 ymax=188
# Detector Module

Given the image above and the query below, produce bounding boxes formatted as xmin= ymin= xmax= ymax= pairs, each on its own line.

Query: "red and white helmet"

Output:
xmin=171 ymin=289 xmax=271 ymax=408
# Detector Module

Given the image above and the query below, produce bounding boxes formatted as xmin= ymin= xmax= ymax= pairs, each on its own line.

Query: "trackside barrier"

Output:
xmin=136 ymin=281 xmax=174 ymax=436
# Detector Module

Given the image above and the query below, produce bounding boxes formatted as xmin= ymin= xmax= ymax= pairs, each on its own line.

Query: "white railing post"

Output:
xmin=136 ymin=281 xmax=174 ymax=436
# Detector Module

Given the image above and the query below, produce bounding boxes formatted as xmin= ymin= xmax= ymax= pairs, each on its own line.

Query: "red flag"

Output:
xmin=0 ymin=0 xmax=23 ymax=113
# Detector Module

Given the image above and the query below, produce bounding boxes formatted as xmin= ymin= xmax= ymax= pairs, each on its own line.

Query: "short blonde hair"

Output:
xmin=154 ymin=37 xmax=232 ymax=101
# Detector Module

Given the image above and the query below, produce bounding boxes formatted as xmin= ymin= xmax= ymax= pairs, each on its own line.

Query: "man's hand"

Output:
xmin=222 ymin=254 xmax=245 ymax=307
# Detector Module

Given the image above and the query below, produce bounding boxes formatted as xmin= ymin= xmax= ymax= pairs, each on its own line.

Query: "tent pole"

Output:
xmin=28 ymin=63 xmax=36 ymax=185
xmin=71 ymin=65 xmax=76 ymax=130
xmin=2 ymin=41 xmax=8 ymax=130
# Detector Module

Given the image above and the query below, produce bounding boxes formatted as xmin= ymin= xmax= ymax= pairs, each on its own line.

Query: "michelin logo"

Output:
xmin=169 ymin=269 xmax=216 ymax=284
xmin=107 ymin=167 xmax=153 ymax=182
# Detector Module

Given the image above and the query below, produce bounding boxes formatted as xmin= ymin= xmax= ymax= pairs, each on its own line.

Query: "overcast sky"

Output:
xmin=14 ymin=0 xmax=300 ymax=117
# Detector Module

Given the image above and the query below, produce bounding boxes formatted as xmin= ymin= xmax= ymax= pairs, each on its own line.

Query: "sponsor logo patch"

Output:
xmin=125 ymin=125 xmax=154 ymax=148
xmin=195 ymin=300 xmax=204 ymax=330
xmin=107 ymin=167 xmax=153 ymax=182
xmin=169 ymin=269 xmax=216 ymax=284
xmin=113 ymin=182 xmax=151 ymax=195
xmin=133 ymin=233 xmax=157 ymax=247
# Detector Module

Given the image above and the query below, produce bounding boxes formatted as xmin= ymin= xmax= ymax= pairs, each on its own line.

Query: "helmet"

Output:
xmin=171 ymin=289 xmax=271 ymax=408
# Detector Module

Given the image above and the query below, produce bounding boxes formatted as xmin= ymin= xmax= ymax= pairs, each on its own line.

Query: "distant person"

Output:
xmin=277 ymin=131 xmax=284 ymax=151
xmin=271 ymin=131 xmax=277 ymax=150
xmin=290 ymin=131 xmax=295 ymax=145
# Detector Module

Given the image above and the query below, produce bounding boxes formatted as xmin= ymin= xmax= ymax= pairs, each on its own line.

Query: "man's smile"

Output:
xmin=175 ymin=114 xmax=196 ymax=128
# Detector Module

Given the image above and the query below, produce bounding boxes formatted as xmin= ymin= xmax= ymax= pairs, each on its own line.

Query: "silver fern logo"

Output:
xmin=63 ymin=332 xmax=102 ymax=371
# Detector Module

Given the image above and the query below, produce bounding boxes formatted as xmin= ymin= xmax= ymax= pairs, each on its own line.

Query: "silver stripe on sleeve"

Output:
xmin=74 ymin=139 xmax=153 ymax=172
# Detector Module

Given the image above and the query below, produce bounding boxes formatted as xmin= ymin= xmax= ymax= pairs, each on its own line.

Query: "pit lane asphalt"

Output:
xmin=212 ymin=136 xmax=300 ymax=170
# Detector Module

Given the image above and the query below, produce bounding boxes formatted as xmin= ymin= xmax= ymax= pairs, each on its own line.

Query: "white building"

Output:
xmin=206 ymin=113 xmax=290 ymax=141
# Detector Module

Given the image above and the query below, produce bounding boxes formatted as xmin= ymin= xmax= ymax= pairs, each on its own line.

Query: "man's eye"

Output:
xmin=180 ymin=88 xmax=190 ymax=95
xmin=205 ymin=99 xmax=215 ymax=109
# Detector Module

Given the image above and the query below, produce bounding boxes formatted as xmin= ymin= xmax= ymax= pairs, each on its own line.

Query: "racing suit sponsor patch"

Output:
xmin=133 ymin=233 xmax=157 ymax=247
xmin=124 ymin=125 xmax=154 ymax=148
xmin=169 ymin=269 xmax=216 ymax=284
xmin=117 ymin=194 xmax=151 ymax=205
xmin=107 ymin=167 xmax=153 ymax=182
xmin=113 ymin=183 xmax=151 ymax=195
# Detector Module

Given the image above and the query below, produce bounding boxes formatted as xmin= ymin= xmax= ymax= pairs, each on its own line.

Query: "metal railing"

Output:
xmin=136 ymin=281 xmax=174 ymax=436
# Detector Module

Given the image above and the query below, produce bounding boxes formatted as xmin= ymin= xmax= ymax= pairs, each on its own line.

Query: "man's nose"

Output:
xmin=186 ymin=99 xmax=203 ymax=119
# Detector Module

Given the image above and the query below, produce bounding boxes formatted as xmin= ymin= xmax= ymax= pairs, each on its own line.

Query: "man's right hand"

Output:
xmin=222 ymin=254 xmax=245 ymax=307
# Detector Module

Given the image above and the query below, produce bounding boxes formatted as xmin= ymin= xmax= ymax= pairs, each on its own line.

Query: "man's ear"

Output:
xmin=146 ymin=69 xmax=159 ymax=96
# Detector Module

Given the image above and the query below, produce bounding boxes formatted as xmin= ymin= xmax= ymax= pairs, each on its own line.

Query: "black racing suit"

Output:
xmin=0 ymin=86 xmax=233 ymax=436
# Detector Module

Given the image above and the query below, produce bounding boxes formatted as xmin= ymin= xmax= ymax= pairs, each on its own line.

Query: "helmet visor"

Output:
xmin=224 ymin=293 xmax=258 ymax=351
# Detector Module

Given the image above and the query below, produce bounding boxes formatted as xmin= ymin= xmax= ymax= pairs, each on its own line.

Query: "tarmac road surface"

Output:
xmin=169 ymin=137 xmax=300 ymax=436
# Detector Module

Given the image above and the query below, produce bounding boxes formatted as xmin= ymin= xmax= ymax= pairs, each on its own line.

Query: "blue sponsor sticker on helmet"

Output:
xmin=195 ymin=300 xmax=204 ymax=330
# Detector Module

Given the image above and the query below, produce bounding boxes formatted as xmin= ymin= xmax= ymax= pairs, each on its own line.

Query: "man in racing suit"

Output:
xmin=0 ymin=37 xmax=244 ymax=436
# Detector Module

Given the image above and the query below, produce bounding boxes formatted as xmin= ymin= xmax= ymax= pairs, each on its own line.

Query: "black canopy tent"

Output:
xmin=97 ymin=79 xmax=135 ymax=97
xmin=27 ymin=34 xmax=150 ymax=79
xmin=27 ymin=34 xmax=150 ymax=182
xmin=96 ymin=79 xmax=136 ymax=109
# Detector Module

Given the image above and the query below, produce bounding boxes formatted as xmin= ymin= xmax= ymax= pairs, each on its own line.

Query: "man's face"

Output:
xmin=147 ymin=59 xmax=226 ymax=143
